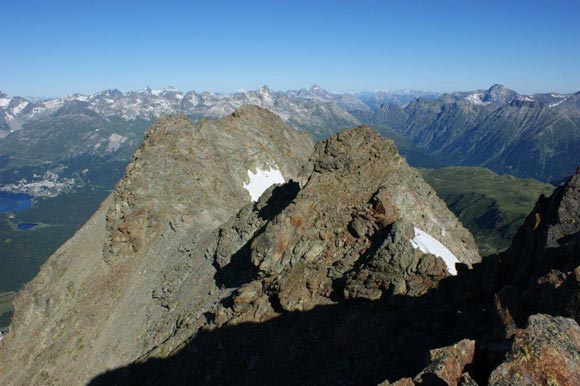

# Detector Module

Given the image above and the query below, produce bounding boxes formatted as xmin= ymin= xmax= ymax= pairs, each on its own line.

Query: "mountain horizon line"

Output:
xmin=2 ymin=83 xmax=579 ymax=101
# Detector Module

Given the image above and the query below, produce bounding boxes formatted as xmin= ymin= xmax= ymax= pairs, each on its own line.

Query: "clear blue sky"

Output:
xmin=2 ymin=0 xmax=579 ymax=97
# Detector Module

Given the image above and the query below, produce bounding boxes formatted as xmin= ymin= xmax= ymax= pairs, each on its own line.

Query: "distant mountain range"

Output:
xmin=0 ymin=86 xmax=436 ymax=140
xmin=354 ymin=84 xmax=580 ymax=182
xmin=0 ymin=86 xmax=439 ymax=195
xmin=0 ymin=84 xmax=579 ymax=193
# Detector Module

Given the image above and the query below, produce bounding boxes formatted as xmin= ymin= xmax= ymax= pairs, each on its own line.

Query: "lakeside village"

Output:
xmin=1 ymin=171 xmax=76 ymax=198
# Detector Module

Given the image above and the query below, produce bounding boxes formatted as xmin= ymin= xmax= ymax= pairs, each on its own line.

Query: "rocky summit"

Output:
xmin=0 ymin=106 xmax=313 ymax=385
xmin=1 ymin=106 xmax=580 ymax=386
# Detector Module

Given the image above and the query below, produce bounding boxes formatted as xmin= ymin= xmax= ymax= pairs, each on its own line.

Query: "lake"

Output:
xmin=17 ymin=223 xmax=38 ymax=230
xmin=0 ymin=192 xmax=33 ymax=213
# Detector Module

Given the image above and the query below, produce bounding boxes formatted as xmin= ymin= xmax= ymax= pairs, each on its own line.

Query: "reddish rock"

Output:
xmin=414 ymin=339 xmax=476 ymax=386
xmin=489 ymin=314 xmax=580 ymax=386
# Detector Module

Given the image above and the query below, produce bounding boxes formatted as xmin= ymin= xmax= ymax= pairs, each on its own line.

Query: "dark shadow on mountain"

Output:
xmin=213 ymin=241 xmax=258 ymax=288
xmin=215 ymin=181 xmax=301 ymax=288
xmin=257 ymin=181 xmax=300 ymax=222
xmin=88 ymin=260 xmax=510 ymax=386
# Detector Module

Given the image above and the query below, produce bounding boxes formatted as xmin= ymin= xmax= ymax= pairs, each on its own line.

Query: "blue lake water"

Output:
xmin=17 ymin=223 xmax=38 ymax=230
xmin=0 ymin=192 xmax=33 ymax=213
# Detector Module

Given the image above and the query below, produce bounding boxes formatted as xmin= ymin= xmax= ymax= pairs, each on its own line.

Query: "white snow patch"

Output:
xmin=465 ymin=93 xmax=485 ymax=105
xmin=410 ymin=227 xmax=460 ymax=275
xmin=12 ymin=101 xmax=29 ymax=115
xmin=243 ymin=166 xmax=285 ymax=201
xmin=549 ymin=99 xmax=565 ymax=108
xmin=0 ymin=98 xmax=10 ymax=108
xmin=40 ymin=99 xmax=65 ymax=110
xmin=72 ymin=95 xmax=88 ymax=102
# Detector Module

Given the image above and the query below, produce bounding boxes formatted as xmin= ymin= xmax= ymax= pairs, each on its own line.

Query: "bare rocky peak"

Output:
xmin=245 ymin=127 xmax=479 ymax=305
xmin=105 ymin=106 xmax=312 ymax=261
xmin=481 ymin=84 xmax=519 ymax=105
xmin=0 ymin=106 xmax=313 ymax=386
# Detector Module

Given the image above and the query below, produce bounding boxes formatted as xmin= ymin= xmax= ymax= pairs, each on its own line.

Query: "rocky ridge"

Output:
xmin=1 ymin=106 xmax=580 ymax=385
xmin=0 ymin=106 xmax=313 ymax=385
xmin=85 ymin=132 xmax=580 ymax=385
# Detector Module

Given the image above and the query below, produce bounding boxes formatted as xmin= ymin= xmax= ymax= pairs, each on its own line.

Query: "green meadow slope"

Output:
xmin=422 ymin=166 xmax=554 ymax=256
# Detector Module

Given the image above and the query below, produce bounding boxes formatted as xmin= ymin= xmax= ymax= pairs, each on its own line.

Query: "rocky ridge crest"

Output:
xmin=2 ymin=106 xmax=580 ymax=386
xmin=0 ymin=106 xmax=313 ymax=386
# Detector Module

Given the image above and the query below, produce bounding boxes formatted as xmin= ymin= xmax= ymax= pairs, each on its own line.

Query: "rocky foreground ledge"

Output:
xmin=1 ymin=106 xmax=579 ymax=386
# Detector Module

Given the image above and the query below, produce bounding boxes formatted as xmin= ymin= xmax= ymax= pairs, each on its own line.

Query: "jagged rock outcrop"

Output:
xmin=495 ymin=171 xmax=580 ymax=323
xmin=488 ymin=314 xmax=580 ymax=386
xmin=377 ymin=171 xmax=580 ymax=386
xmin=413 ymin=339 xmax=476 ymax=386
xmin=213 ymin=127 xmax=480 ymax=321
xmin=0 ymin=106 xmax=313 ymax=386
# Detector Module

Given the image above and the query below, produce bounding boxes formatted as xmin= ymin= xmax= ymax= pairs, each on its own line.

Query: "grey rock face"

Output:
xmin=343 ymin=220 xmax=450 ymax=301
xmin=493 ymin=172 xmax=580 ymax=324
xmin=105 ymin=107 xmax=311 ymax=261
xmin=240 ymin=127 xmax=479 ymax=310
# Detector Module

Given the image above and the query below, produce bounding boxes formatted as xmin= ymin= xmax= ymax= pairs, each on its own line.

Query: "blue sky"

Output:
xmin=2 ymin=0 xmax=579 ymax=96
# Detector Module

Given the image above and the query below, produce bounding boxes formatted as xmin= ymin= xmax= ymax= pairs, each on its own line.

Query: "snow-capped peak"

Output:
xmin=0 ymin=96 xmax=10 ymax=108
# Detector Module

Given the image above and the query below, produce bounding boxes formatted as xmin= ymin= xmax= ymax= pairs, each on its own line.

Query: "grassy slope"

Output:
xmin=422 ymin=166 xmax=554 ymax=256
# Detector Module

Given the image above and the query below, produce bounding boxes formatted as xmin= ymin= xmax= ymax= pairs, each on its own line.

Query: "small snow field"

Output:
xmin=243 ymin=167 xmax=285 ymax=201
xmin=410 ymin=227 xmax=460 ymax=275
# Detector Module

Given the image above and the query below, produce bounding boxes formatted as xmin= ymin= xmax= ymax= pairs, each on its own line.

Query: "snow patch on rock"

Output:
xmin=243 ymin=166 xmax=285 ymax=201
xmin=410 ymin=227 xmax=460 ymax=275
xmin=13 ymin=101 xmax=29 ymax=115
xmin=465 ymin=93 xmax=488 ymax=105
